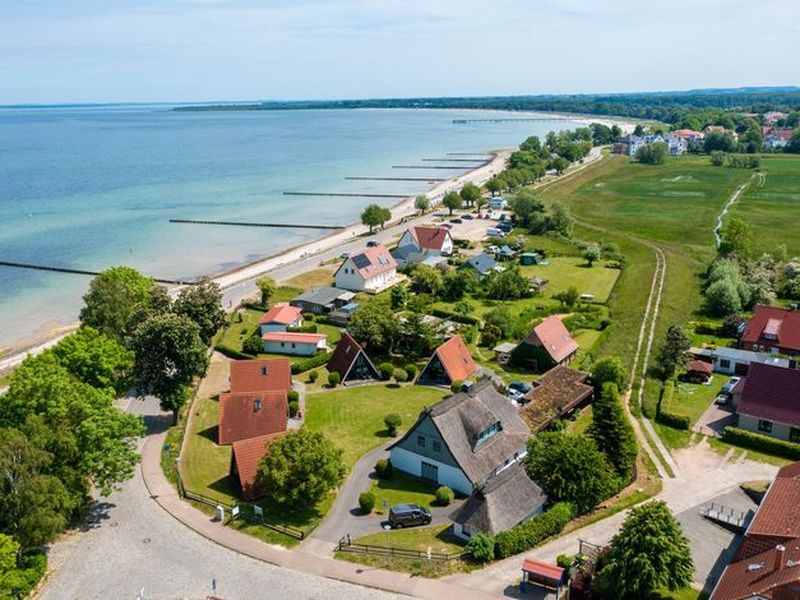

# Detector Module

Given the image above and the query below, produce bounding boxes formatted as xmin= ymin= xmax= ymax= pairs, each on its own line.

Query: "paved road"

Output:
xmin=36 ymin=396 xmax=404 ymax=600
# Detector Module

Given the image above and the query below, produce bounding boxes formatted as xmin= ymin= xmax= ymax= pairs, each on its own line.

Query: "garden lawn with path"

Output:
xmin=369 ymin=472 xmax=443 ymax=515
xmin=519 ymin=256 xmax=621 ymax=303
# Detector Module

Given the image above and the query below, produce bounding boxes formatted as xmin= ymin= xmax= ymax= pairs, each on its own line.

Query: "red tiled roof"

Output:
xmin=259 ymin=304 xmax=302 ymax=326
xmin=777 ymin=461 xmax=800 ymax=480
xmin=231 ymin=432 xmax=284 ymax=501
xmin=218 ymin=391 xmax=288 ymax=445
xmin=521 ymin=558 xmax=564 ymax=583
xmin=741 ymin=305 xmax=800 ymax=353
xmin=229 ymin=359 xmax=292 ymax=394
xmin=410 ymin=226 xmax=451 ymax=251
xmin=261 ymin=331 xmax=326 ymax=344
xmin=738 ymin=363 xmax=800 ymax=428
xmin=525 ymin=316 xmax=579 ymax=363
xmin=747 ymin=478 xmax=800 ymax=539
xmin=326 ymin=331 xmax=378 ymax=381
xmin=687 ymin=360 xmax=713 ymax=375
xmin=711 ymin=543 xmax=800 ymax=599
xmin=434 ymin=335 xmax=477 ymax=382
xmin=336 ymin=245 xmax=397 ymax=280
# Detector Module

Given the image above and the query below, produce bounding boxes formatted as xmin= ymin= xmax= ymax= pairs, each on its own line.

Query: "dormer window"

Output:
xmin=254 ymin=398 xmax=262 ymax=411
xmin=261 ymin=366 xmax=268 ymax=376
xmin=476 ymin=421 xmax=502 ymax=446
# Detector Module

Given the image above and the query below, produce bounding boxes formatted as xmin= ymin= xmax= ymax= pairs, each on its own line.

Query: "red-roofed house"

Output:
xmin=218 ymin=391 xmax=288 ymax=445
xmin=326 ymin=331 xmax=380 ymax=385
xmin=259 ymin=304 xmax=303 ymax=334
xmin=764 ymin=128 xmax=795 ymax=150
xmin=229 ymin=359 xmax=292 ymax=394
xmin=671 ymin=128 xmax=705 ymax=143
xmin=740 ymin=306 xmax=800 ymax=356
xmin=417 ymin=335 xmax=478 ymax=387
xmin=397 ymin=226 xmax=454 ymax=257
xmin=710 ymin=462 xmax=800 ymax=599
xmin=735 ymin=362 xmax=800 ymax=442
xmin=513 ymin=316 xmax=579 ymax=373
xmin=261 ymin=331 xmax=327 ymax=356
xmin=334 ymin=244 xmax=398 ymax=292
xmin=230 ymin=432 xmax=284 ymax=500
xmin=685 ymin=359 xmax=713 ymax=383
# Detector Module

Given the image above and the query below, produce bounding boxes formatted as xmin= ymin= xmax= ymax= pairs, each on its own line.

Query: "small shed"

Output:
xmin=685 ymin=359 xmax=713 ymax=383
xmin=493 ymin=342 xmax=517 ymax=365
xmin=529 ymin=276 xmax=549 ymax=294
xmin=519 ymin=252 xmax=541 ymax=266
xmin=520 ymin=558 xmax=565 ymax=595
xmin=497 ymin=245 xmax=517 ymax=262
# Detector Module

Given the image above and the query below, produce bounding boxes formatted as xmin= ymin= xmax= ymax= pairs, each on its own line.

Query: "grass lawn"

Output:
xmin=707 ymin=436 xmax=791 ymax=467
xmin=304 ymin=383 xmax=448 ymax=469
xmin=282 ymin=267 xmax=335 ymax=290
xmin=572 ymin=327 xmax=603 ymax=365
xmin=369 ymin=472 xmax=441 ymax=514
xmin=663 ymin=375 xmax=721 ymax=424
xmin=519 ymin=257 xmax=621 ymax=303
xmin=567 ymin=405 xmax=593 ymax=435
xmin=651 ymin=588 xmax=707 ymax=600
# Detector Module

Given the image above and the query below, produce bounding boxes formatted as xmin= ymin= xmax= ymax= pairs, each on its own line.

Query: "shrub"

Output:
xmin=557 ymin=554 xmax=574 ymax=569
xmin=392 ymin=368 xmax=408 ymax=383
xmin=328 ymin=371 xmax=341 ymax=387
xmin=450 ymin=379 xmax=464 ymax=394
xmin=287 ymin=389 xmax=299 ymax=403
xmin=494 ymin=502 xmax=575 ymax=559
xmin=374 ymin=458 xmax=393 ymax=479
xmin=241 ymin=334 xmax=262 ymax=356
xmin=404 ymin=364 xmax=418 ymax=380
xmin=379 ymin=362 xmax=394 ymax=381
xmin=722 ymin=426 xmax=800 ymax=459
xmin=466 ymin=533 xmax=495 ymax=563
xmin=435 ymin=486 xmax=454 ymax=506
xmin=384 ymin=413 xmax=402 ymax=436
xmin=308 ymin=370 xmax=319 ymax=383
xmin=656 ymin=410 xmax=691 ymax=430
xmin=430 ymin=308 xmax=480 ymax=326
xmin=358 ymin=492 xmax=376 ymax=514
xmin=302 ymin=312 xmax=315 ymax=322
xmin=288 ymin=401 xmax=299 ymax=418
xmin=286 ymin=324 xmax=318 ymax=333
xmin=291 ymin=351 xmax=331 ymax=374
xmin=215 ymin=343 xmax=254 ymax=359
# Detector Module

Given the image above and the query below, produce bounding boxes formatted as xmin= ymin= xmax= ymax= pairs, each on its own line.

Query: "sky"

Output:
xmin=1 ymin=0 xmax=798 ymax=104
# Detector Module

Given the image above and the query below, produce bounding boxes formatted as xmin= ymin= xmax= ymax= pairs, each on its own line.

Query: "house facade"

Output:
xmin=259 ymin=304 xmax=303 ymax=334
xmin=740 ymin=305 xmax=800 ymax=356
xmin=290 ymin=286 xmax=354 ymax=314
xmin=334 ymin=245 xmax=398 ymax=292
xmin=326 ymin=331 xmax=380 ymax=385
xmin=261 ymin=332 xmax=326 ymax=356
xmin=417 ymin=335 xmax=478 ymax=387
xmin=735 ymin=362 xmax=800 ymax=443
xmin=691 ymin=345 xmax=791 ymax=376
xmin=513 ymin=315 xmax=579 ymax=372
xmin=763 ymin=128 xmax=793 ymax=150
xmin=397 ymin=226 xmax=454 ymax=258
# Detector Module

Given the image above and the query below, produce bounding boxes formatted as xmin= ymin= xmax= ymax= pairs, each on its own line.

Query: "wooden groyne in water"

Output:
xmin=421 ymin=158 xmax=487 ymax=163
xmin=452 ymin=117 xmax=571 ymax=123
xmin=0 ymin=261 xmax=194 ymax=285
xmin=283 ymin=191 xmax=407 ymax=198
xmin=391 ymin=165 xmax=470 ymax=169
xmin=447 ymin=152 xmax=492 ymax=156
xmin=169 ymin=219 xmax=343 ymax=230
xmin=344 ymin=176 xmax=448 ymax=182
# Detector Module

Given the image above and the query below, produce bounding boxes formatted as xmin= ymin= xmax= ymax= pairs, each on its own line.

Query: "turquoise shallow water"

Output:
xmin=0 ymin=106 xmax=582 ymax=347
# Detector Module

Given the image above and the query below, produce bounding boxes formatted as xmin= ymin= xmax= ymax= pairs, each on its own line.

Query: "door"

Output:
xmin=734 ymin=362 xmax=749 ymax=376
xmin=420 ymin=461 xmax=438 ymax=484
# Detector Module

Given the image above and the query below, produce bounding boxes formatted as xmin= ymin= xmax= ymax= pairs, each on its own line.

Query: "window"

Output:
xmin=254 ymin=399 xmax=261 ymax=411
xmin=432 ymin=440 xmax=441 ymax=453
xmin=758 ymin=420 xmax=773 ymax=433
xmin=476 ymin=421 xmax=503 ymax=446
xmin=417 ymin=435 xmax=426 ymax=448
xmin=261 ymin=366 xmax=268 ymax=375
xmin=791 ymin=428 xmax=800 ymax=443
xmin=719 ymin=359 xmax=731 ymax=369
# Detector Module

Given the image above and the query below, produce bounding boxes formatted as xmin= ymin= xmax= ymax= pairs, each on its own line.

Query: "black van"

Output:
xmin=388 ymin=504 xmax=432 ymax=529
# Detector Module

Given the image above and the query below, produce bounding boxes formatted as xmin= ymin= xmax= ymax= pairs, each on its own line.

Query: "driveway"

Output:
xmin=694 ymin=402 xmax=735 ymax=436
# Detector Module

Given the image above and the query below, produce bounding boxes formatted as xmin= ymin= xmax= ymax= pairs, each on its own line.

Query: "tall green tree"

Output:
xmin=442 ymin=191 xmax=463 ymax=215
xmin=411 ymin=265 xmax=443 ymax=295
xmin=130 ymin=314 xmax=208 ymax=424
xmin=549 ymin=203 xmax=574 ymax=238
xmin=598 ymin=501 xmax=693 ymax=598
xmin=414 ymin=194 xmax=430 ymax=214
xmin=719 ymin=217 xmax=753 ymax=257
xmin=126 ymin=284 xmax=173 ymax=336
xmin=79 ymin=266 xmax=154 ymax=341
xmin=173 ymin=277 xmax=226 ymax=344
xmin=658 ymin=325 xmax=690 ymax=379
xmin=525 ymin=432 xmax=619 ymax=514
xmin=589 ymin=383 xmax=637 ymax=479
xmin=635 ymin=143 xmax=668 ymax=165
xmin=255 ymin=276 xmax=277 ymax=307
xmin=50 ymin=326 xmax=134 ymax=393
xmin=361 ymin=203 xmax=391 ymax=233
xmin=257 ymin=430 xmax=345 ymax=512
xmin=460 ymin=182 xmax=482 ymax=207
xmin=591 ymin=357 xmax=627 ymax=392
xmin=509 ymin=189 xmax=544 ymax=228
xmin=583 ymin=244 xmax=601 ymax=266
xmin=347 ymin=298 xmax=399 ymax=352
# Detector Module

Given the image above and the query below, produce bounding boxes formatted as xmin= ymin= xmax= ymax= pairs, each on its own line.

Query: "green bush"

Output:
xmin=359 ymin=491 xmax=376 ymax=514
xmin=392 ymin=368 xmax=408 ymax=383
xmin=722 ymin=426 xmax=800 ymax=459
xmin=291 ymin=351 xmax=331 ymax=374
xmin=374 ymin=458 xmax=393 ymax=479
xmin=435 ymin=486 xmax=454 ymax=506
xmin=404 ymin=364 xmax=418 ymax=380
xmin=656 ymin=410 xmax=691 ymax=430
xmin=494 ymin=502 xmax=575 ymax=559
xmin=430 ymin=308 xmax=481 ymax=326
xmin=557 ymin=554 xmax=574 ymax=569
xmin=384 ymin=413 xmax=402 ymax=436
xmin=466 ymin=533 xmax=495 ymax=563
xmin=379 ymin=362 xmax=394 ymax=381
xmin=287 ymin=389 xmax=299 ymax=403
xmin=1 ymin=550 xmax=47 ymax=600
xmin=215 ymin=343 xmax=255 ymax=360
xmin=308 ymin=370 xmax=319 ymax=383
xmin=288 ymin=401 xmax=299 ymax=418
xmin=242 ymin=335 xmax=264 ymax=355
xmin=286 ymin=323 xmax=318 ymax=333
xmin=302 ymin=312 xmax=315 ymax=322
xmin=327 ymin=371 xmax=341 ymax=387
xmin=450 ymin=379 xmax=464 ymax=394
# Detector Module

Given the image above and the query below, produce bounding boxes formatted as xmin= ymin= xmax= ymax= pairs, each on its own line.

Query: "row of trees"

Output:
xmin=509 ymin=189 xmax=574 ymax=238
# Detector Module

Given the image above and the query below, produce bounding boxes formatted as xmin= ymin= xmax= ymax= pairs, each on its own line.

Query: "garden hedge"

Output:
xmin=291 ymin=352 xmax=331 ymax=374
xmin=494 ymin=502 xmax=575 ymax=559
xmin=656 ymin=410 xmax=691 ymax=430
xmin=214 ymin=344 xmax=255 ymax=360
xmin=722 ymin=426 xmax=800 ymax=460
xmin=430 ymin=308 xmax=481 ymax=326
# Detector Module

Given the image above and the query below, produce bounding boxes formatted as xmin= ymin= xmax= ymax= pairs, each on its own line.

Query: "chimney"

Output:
xmin=774 ymin=545 xmax=786 ymax=571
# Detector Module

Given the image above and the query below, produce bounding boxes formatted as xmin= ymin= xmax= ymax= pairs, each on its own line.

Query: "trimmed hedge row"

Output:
xmin=655 ymin=380 xmax=691 ymax=430
xmin=214 ymin=344 xmax=255 ymax=360
xmin=430 ymin=308 xmax=481 ymax=326
xmin=494 ymin=502 xmax=575 ymax=559
xmin=722 ymin=426 xmax=800 ymax=460
xmin=287 ymin=324 xmax=318 ymax=333
xmin=291 ymin=351 xmax=331 ymax=374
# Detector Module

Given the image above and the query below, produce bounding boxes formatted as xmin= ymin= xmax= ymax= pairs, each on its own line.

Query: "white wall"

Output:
xmin=738 ymin=413 xmax=797 ymax=442
xmin=263 ymin=340 xmax=319 ymax=356
xmin=390 ymin=446 xmax=473 ymax=495
xmin=334 ymin=258 xmax=366 ymax=291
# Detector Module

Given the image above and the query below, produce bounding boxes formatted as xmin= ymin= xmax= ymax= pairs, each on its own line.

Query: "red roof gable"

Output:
xmin=326 ymin=331 xmax=379 ymax=381
xmin=229 ymin=359 xmax=291 ymax=394
xmin=410 ymin=226 xmax=451 ymax=251
xmin=218 ymin=391 xmax=288 ymax=445
xmin=261 ymin=331 xmax=325 ymax=344
xmin=526 ymin=316 xmax=579 ymax=363
xmin=231 ymin=432 xmax=284 ymax=501
xmin=687 ymin=360 xmax=713 ymax=375
xmin=738 ymin=363 xmax=800 ymax=428
xmin=741 ymin=306 xmax=800 ymax=353
xmin=259 ymin=304 xmax=302 ymax=326
xmin=434 ymin=335 xmax=477 ymax=383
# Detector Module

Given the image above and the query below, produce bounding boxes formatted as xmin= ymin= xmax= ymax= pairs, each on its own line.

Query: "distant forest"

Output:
xmin=173 ymin=87 xmax=800 ymax=125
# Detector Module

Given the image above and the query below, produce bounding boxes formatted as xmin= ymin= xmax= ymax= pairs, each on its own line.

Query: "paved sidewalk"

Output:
xmin=142 ymin=426 xmax=498 ymax=599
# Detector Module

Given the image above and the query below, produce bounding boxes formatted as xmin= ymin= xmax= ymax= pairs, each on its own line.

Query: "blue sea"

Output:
xmin=0 ymin=105 xmax=583 ymax=348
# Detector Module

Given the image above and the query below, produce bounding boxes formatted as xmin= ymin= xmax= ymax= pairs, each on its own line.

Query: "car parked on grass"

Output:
xmin=388 ymin=504 xmax=432 ymax=529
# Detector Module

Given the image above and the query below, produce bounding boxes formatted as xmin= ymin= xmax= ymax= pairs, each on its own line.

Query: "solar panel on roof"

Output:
xmin=352 ymin=254 xmax=371 ymax=269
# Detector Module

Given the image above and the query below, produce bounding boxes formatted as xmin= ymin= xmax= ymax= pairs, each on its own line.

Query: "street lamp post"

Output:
xmin=383 ymin=524 xmax=391 ymax=568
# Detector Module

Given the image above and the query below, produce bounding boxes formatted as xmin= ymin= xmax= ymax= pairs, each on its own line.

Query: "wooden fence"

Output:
xmin=336 ymin=537 xmax=466 ymax=562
